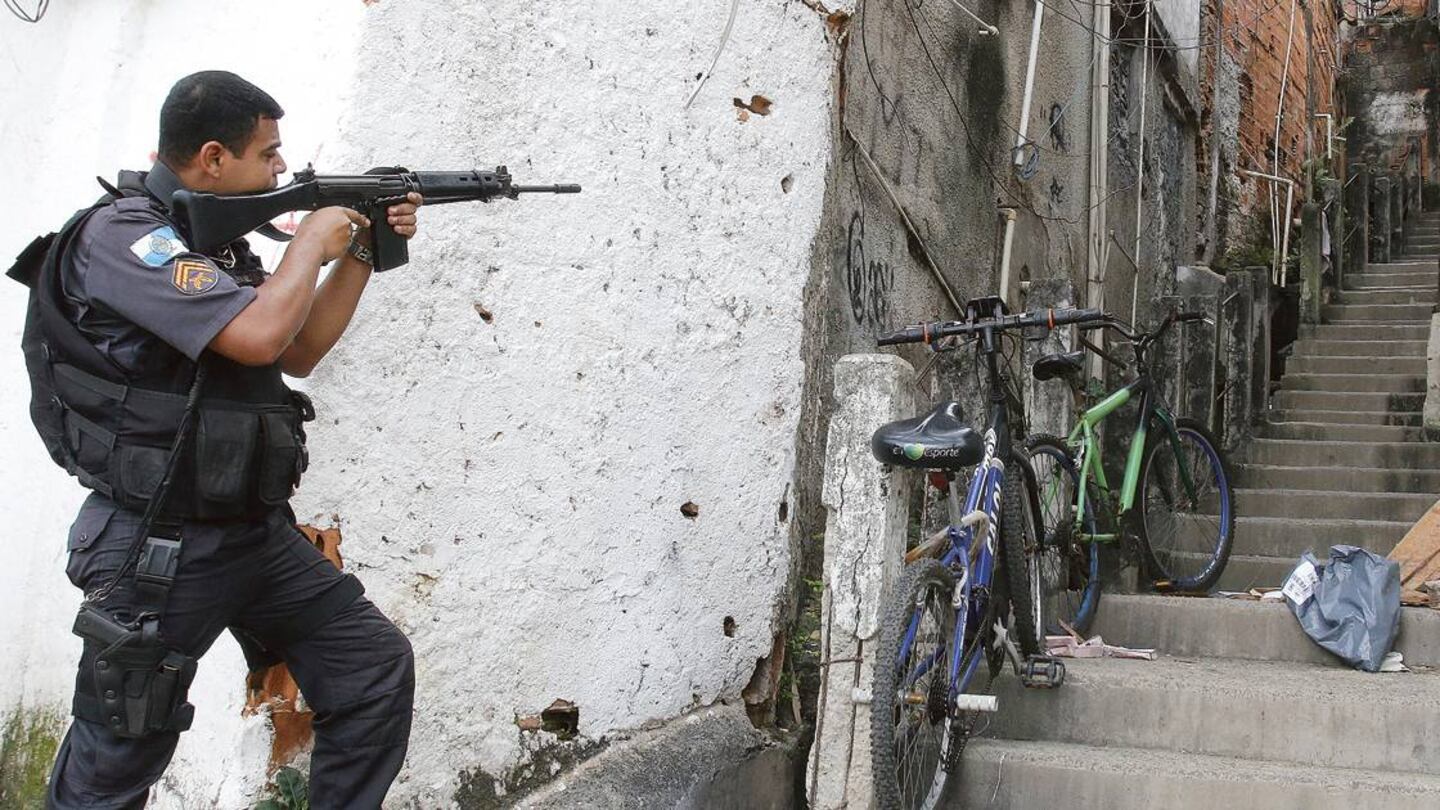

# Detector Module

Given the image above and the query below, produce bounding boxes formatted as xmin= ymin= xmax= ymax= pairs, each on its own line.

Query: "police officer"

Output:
xmin=15 ymin=71 xmax=419 ymax=807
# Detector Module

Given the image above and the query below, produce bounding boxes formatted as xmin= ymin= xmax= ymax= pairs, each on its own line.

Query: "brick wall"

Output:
xmin=1198 ymin=0 xmax=1344 ymax=261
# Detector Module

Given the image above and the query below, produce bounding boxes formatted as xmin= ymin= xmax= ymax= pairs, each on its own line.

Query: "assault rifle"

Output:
xmin=171 ymin=166 xmax=581 ymax=271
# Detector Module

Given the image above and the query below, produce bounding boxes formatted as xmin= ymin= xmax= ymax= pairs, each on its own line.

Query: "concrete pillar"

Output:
xmin=808 ymin=354 xmax=915 ymax=810
xmin=1248 ymin=267 xmax=1273 ymax=421
xmin=1300 ymin=202 xmax=1323 ymax=325
xmin=1346 ymin=162 xmax=1370 ymax=275
xmin=1391 ymin=170 xmax=1405 ymax=254
xmin=1220 ymin=270 xmax=1256 ymax=450
xmin=1374 ymin=175 xmax=1393 ymax=263
xmin=1164 ymin=266 xmax=1224 ymax=432
xmin=1425 ymin=312 xmax=1440 ymax=441
xmin=1324 ymin=174 xmax=1344 ymax=291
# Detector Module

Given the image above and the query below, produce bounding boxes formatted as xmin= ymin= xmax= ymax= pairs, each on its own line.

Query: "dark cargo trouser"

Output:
xmin=47 ymin=493 xmax=414 ymax=810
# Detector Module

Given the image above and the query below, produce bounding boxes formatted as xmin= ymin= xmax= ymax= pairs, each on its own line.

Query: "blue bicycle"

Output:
xmin=868 ymin=298 xmax=1103 ymax=810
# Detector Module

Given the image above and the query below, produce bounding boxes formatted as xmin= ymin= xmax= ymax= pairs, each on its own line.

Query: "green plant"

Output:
xmin=255 ymin=767 xmax=308 ymax=810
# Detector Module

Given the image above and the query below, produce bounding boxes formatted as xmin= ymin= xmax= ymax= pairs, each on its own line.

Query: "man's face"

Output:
xmin=213 ymin=117 xmax=287 ymax=195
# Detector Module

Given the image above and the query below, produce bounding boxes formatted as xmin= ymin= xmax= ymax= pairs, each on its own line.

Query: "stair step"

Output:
xmin=1214 ymin=552 xmax=1319 ymax=590
xmin=1232 ymin=514 xmax=1405 ymax=556
xmin=1286 ymin=355 xmax=1426 ymax=375
xmin=1236 ymin=462 xmax=1440 ymax=491
xmin=1291 ymin=339 xmax=1426 ymax=357
xmin=1323 ymin=302 xmax=1434 ymax=320
xmin=1260 ymin=421 xmax=1424 ymax=442
xmin=1091 ymin=595 xmax=1440 ymax=667
xmin=1234 ymin=488 xmax=1433 ymax=522
xmin=1306 ymin=323 xmax=1429 ymax=340
xmin=1279 ymin=372 xmax=1424 ymax=393
xmin=1335 ymin=288 xmax=1437 ymax=305
xmin=1365 ymin=260 xmax=1440 ymax=273
xmin=1347 ymin=272 xmax=1437 ymax=289
xmin=1247 ymin=438 xmax=1440 ymax=468
xmin=984 ymin=656 xmax=1440 ymax=774
xmin=1271 ymin=389 xmax=1423 ymax=412
xmin=1267 ymin=408 xmax=1422 ymax=426
xmin=960 ymin=740 xmax=1440 ymax=810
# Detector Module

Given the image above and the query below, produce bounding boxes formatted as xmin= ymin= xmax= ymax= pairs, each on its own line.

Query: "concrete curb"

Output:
xmin=518 ymin=706 xmax=799 ymax=810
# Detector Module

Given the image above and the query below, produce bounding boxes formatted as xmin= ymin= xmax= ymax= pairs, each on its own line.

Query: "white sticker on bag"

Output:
xmin=1282 ymin=559 xmax=1319 ymax=606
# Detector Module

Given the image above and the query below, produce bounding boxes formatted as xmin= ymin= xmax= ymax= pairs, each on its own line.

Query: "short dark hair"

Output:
xmin=157 ymin=71 xmax=284 ymax=164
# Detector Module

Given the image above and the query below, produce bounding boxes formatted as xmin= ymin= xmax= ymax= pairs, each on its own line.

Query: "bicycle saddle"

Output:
xmin=1032 ymin=350 xmax=1085 ymax=381
xmin=870 ymin=401 xmax=983 ymax=471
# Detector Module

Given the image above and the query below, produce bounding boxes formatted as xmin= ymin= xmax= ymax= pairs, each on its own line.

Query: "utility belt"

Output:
xmin=52 ymin=362 xmax=314 ymax=521
xmin=64 ymin=358 xmax=340 ymax=740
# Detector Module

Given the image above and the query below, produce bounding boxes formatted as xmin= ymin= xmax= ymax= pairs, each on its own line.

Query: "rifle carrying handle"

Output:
xmin=367 ymin=198 xmax=410 ymax=272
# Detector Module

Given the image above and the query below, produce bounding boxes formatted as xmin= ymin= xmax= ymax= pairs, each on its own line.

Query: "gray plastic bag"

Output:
xmin=1282 ymin=546 xmax=1401 ymax=672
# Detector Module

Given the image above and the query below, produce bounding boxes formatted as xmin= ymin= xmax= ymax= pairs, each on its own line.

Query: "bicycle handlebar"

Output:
xmin=876 ymin=307 xmax=1105 ymax=347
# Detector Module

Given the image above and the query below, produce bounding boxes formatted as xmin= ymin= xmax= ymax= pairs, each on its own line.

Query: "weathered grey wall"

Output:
xmin=1343 ymin=18 xmax=1440 ymax=180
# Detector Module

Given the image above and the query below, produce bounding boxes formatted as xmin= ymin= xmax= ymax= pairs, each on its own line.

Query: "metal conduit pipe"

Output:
xmin=998 ymin=0 xmax=1046 ymax=306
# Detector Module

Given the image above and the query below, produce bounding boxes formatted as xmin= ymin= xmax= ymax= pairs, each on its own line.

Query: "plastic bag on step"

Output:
xmin=1283 ymin=546 xmax=1401 ymax=672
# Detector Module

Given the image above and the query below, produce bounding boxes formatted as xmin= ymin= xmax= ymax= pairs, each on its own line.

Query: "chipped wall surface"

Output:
xmin=1 ymin=0 xmax=840 ymax=805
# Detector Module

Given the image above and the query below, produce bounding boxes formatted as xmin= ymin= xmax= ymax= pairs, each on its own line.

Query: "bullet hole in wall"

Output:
xmin=473 ymin=303 xmax=493 ymax=323
xmin=733 ymin=94 xmax=773 ymax=116
xmin=540 ymin=699 xmax=579 ymax=740
xmin=724 ymin=616 xmax=737 ymax=637
xmin=681 ymin=501 xmax=700 ymax=519
xmin=781 ymin=174 xmax=794 ymax=194
xmin=777 ymin=499 xmax=789 ymax=523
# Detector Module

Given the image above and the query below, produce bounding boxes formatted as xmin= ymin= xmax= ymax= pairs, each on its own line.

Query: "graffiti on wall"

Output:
xmin=846 ymin=210 xmax=895 ymax=326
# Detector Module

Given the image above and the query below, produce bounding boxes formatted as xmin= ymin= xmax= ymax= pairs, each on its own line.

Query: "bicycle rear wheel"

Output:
xmin=871 ymin=559 xmax=959 ymax=810
xmin=1136 ymin=417 xmax=1235 ymax=592
xmin=1025 ymin=435 xmax=1101 ymax=635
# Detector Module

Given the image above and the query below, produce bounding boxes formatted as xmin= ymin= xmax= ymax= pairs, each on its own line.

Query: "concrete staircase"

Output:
xmin=952 ymin=214 xmax=1440 ymax=808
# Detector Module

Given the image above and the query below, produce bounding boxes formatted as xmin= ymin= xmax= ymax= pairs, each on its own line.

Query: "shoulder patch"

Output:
xmin=129 ymin=226 xmax=187 ymax=267
xmin=172 ymin=257 xmax=219 ymax=295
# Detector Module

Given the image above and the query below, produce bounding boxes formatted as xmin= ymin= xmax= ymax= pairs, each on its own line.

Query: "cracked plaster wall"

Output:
xmin=0 ymin=0 xmax=840 ymax=805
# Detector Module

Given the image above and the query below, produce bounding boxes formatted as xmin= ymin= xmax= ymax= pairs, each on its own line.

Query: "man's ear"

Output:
xmin=196 ymin=141 xmax=228 ymax=178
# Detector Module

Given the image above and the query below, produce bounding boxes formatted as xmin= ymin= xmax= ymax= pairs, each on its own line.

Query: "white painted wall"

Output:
xmin=0 ymin=0 xmax=837 ymax=805
xmin=1155 ymin=0 xmax=1202 ymax=83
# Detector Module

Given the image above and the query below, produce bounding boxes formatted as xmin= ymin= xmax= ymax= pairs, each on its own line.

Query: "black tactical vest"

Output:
xmin=6 ymin=173 xmax=312 ymax=520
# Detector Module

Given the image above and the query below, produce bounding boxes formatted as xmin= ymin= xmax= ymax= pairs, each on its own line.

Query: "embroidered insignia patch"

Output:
xmin=172 ymin=258 xmax=219 ymax=295
xmin=129 ymin=226 xmax=187 ymax=267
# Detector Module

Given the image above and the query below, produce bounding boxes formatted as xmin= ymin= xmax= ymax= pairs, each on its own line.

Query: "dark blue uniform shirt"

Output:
xmin=61 ymin=162 xmax=256 ymax=372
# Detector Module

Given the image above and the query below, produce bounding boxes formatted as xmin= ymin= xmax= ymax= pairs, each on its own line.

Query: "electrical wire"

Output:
xmin=4 ymin=0 xmax=48 ymax=22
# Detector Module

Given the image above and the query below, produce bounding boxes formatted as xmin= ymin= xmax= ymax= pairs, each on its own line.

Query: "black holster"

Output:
xmin=72 ymin=603 xmax=197 ymax=738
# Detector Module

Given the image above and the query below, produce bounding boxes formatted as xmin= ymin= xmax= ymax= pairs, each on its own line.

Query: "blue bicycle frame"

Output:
xmin=892 ymin=415 xmax=1008 ymax=700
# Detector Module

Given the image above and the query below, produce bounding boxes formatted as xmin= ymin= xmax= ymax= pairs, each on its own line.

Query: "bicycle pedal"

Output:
xmin=1151 ymin=579 xmax=1175 ymax=593
xmin=953 ymin=694 xmax=999 ymax=713
xmin=1020 ymin=655 xmax=1066 ymax=689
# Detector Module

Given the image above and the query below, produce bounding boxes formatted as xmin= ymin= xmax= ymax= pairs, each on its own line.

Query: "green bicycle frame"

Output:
xmin=1066 ymin=376 xmax=1199 ymax=543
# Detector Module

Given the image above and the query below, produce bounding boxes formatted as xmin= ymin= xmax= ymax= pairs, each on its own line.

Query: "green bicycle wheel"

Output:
xmin=1025 ymin=434 xmax=1102 ymax=636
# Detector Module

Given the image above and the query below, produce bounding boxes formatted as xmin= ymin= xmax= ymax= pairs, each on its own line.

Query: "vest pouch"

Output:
xmin=112 ymin=444 xmax=171 ymax=506
xmin=257 ymin=411 xmax=302 ymax=505
xmin=64 ymin=410 xmax=116 ymax=477
xmin=195 ymin=409 xmax=259 ymax=505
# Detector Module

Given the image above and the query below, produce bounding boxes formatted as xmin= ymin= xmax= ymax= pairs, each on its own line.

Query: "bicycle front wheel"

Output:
xmin=1136 ymin=417 xmax=1235 ymax=592
xmin=1000 ymin=450 xmax=1044 ymax=657
xmin=871 ymin=559 xmax=959 ymax=810
xmin=1025 ymin=435 xmax=1101 ymax=636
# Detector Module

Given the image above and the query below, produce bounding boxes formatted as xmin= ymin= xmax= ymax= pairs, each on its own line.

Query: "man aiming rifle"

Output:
xmin=5 ymin=70 xmax=576 ymax=808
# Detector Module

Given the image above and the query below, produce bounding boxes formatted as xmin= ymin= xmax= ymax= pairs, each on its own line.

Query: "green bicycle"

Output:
xmin=1024 ymin=310 xmax=1236 ymax=635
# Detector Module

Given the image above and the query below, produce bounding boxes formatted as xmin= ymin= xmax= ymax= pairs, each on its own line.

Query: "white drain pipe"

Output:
xmin=998 ymin=0 xmax=1045 ymax=306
